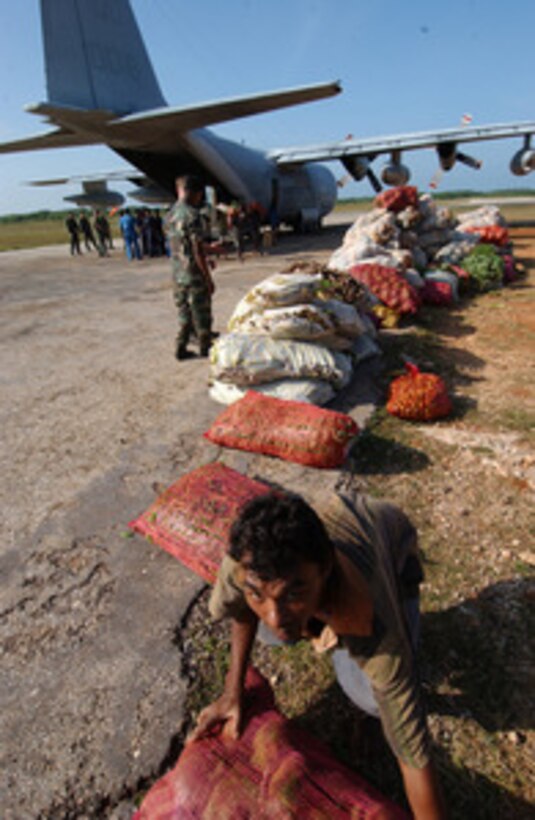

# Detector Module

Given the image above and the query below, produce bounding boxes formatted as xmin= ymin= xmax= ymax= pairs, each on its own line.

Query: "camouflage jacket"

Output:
xmin=165 ymin=200 xmax=205 ymax=285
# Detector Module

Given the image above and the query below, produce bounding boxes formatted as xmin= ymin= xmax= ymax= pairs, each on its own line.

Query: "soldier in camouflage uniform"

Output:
xmin=165 ymin=175 xmax=216 ymax=360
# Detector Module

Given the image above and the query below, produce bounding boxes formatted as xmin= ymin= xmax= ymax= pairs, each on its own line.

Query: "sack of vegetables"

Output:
xmin=349 ymin=263 xmax=421 ymax=316
xmin=204 ymin=390 xmax=359 ymax=468
xmin=375 ymin=185 xmax=419 ymax=213
xmin=387 ymin=363 xmax=452 ymax=421
xmin=460 ymin=244 xmax=504 ymax=293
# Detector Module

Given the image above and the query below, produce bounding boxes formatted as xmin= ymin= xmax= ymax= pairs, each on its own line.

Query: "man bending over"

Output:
xmin=188 ymin=489 xmax=446 ymax=819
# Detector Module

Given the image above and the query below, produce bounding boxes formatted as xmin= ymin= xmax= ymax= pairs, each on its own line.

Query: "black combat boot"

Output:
xmin=176 ymin=345 xmax=196 ymax=360
xmin=199 ymin=333 xmax=211 ymax=358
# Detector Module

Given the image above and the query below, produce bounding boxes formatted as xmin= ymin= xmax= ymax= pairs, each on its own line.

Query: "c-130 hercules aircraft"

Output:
xmin=1 ymin=0 xmax=534 ymax=229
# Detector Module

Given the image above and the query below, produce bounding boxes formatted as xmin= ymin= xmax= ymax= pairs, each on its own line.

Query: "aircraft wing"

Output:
xmin=268 ymin=122 xmax=535 ymax=165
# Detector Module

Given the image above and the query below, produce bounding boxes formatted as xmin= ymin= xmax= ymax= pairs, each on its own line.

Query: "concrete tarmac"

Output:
xmin=0 ymin=215 xmax=381 ymax=817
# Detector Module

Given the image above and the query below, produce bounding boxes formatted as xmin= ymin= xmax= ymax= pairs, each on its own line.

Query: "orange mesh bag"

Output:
xmin=133 ymin=667 xmax=408 ymax=820
xmin=463 ymin=225 xmax=510 ymax=247
xmin=374 ymin=186 xmax=419 ymax=213
xmin=386 ymin=363 xmax=452 ymax=421
xmin=128 ymin=463 xmax=269 ymax=583
xmin=349 ymin=263 xmax=420 ymax=316
xmin=204 ymin=391 xmax=359 ymax=468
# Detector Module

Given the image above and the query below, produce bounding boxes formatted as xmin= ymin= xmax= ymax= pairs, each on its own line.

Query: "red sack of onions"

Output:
xmin=128 ymin=463 xmax=269 ymax=583
xmin=204 ymin=391 xmax=359 ymax=468
xmin=134 ymin=667 xmax=408 ymax=820
xmin=386 ymin=363 xmax=452 ymax=421
xmin=349 ymin=263 xmax=420 ymax=315
xmin=375 ymin=186 xmax=419 ymax=213
xmin=464 ymin=225 xmax=510 ymax=247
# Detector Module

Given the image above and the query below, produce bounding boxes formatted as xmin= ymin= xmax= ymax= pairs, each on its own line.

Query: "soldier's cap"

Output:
xmin=178 ymin=174 xmax=205 ymax=193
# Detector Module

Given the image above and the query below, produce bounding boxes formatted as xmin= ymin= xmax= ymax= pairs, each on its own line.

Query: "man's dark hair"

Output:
xmin=229 ymin=491 xmax=333 ymax=580
xmin=177 ymin=174 xmax=204 ymax=194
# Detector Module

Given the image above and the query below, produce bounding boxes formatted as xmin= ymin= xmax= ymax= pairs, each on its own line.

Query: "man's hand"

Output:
xmin=186 ymin=613 xmax=258 ymax=745
xmin=186 ymin=691 xmax=243 ymax=744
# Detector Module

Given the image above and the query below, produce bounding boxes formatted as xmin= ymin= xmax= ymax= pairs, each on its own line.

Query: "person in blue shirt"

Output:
xmin=119 ymin=209 xmax=142 ymax=260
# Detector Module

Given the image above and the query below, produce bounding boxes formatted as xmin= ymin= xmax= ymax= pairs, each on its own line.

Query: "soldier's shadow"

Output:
xmin=292 ymin=578 xmax=534 ymax=818
xmin=420 ymin=578 xmax=533 ymax=733
xmin=348 ymin=430 xmax=431 ymax=474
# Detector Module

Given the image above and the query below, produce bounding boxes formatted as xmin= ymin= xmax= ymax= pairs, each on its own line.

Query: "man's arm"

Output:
xmin=186 ymin=608 xmax=258 ymax=743
xmin=399 ymin=758 xmax=447 ymax=820
xmin=192 ymin=235 xmax=215 ymax=294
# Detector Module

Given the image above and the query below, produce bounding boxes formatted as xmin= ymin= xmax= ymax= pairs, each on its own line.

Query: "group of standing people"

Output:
xmin=65 ymin=210 xmax=113 ymax=256
xmin=225 ymin=200 xmax=265 ymax=260
xmin=65 ymin=207 xmax=167 ymax=260
xmin=119 ymin=208 xmax=167 ymax=261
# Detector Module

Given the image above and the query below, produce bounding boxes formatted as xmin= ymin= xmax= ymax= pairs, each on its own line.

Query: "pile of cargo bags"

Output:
xmin=209 ymin=187 xmax=521 ymax=406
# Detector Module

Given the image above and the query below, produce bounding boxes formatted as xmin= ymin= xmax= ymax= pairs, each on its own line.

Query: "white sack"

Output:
xmin=209 ymin=378 xmax=336 ymax=406
xmin=210 ymin=334 xmax=353 ymax=388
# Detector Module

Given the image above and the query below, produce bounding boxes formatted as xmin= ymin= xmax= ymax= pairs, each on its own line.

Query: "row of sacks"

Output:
xmin=209 ymin=262 xmax=381 ymax=406
xmin=328 ymin=188 xmax=522 ymax=325
xmin=329 ymin=186 xmax=515 ymax=272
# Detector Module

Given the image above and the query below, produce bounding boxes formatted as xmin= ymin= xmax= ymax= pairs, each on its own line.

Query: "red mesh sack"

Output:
xmin=420 ymin=280 xmax=453 ymax=307
xmin=387 ymin=363 xmax=452 ymax=421
xmin=349 ymin=263 xmax=420 ymax=315
xmin=204 ymin=391 xmax=359 ymax=468
xmin=374 ymin=186 xmax=419 ymax=213
xmin=134 ymin=667 xmax=408 ymax=820
xmin=464 ymin=225 xmax=510 ymax=247
xmin=128 ymin=463 xmax=269 ymax=583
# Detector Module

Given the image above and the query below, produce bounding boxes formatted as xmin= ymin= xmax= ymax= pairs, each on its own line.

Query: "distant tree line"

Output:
xmin=338 ymin=188 xmax=535 ymax=204
xmin=1 ymin=189 xmax=534 ymax=222
xmin=0 ymin=209 xmax=76 ymax=224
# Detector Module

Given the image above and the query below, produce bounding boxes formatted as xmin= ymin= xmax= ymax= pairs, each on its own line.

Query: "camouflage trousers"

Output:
xmin=173 ymin=279 xmax=212 ymax=352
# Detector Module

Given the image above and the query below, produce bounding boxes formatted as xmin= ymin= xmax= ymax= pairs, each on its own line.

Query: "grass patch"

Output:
xmin=0 ymin=216 xmax=121 ymax=252
xmin=496 ymin=408 xmax=535 ymax=439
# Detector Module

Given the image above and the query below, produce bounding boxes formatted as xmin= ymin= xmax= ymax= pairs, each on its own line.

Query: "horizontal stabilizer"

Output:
xmin=0 ymin=128 xmax=100 ymax=154
xmin=28 ymin=170 xmax=145 ymax=187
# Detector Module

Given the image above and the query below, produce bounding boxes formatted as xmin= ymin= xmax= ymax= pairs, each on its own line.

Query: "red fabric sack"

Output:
xmin=128 ymin=463 xmax=269 ymax=583
xmin=349 ymin=263 xmax=420 ymax=315
xmin=204 ymin=391 xmax=359 ymax=469
xmin=464 ymin=225 xmax=510 ymax=247
xmin=374 ymin=186 xmax=419 ymax=213
xmin=387 ymin=363 xmax=452 ymax=421
xmin=420 ymin=280 xmax=453 ymax=307
xmin=134 ymin=667 xmax=408 ymax=820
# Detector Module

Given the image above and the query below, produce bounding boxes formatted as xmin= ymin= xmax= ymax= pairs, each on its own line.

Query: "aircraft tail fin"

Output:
xmin=40 ymin=0 xmax=166 ymax=114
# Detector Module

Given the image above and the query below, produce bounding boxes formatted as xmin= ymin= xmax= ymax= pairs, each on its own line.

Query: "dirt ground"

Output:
xmin=1 ymin=217 xmax=533 ymax=818
xmin=0 ymin=215 xmax=378 ymax=818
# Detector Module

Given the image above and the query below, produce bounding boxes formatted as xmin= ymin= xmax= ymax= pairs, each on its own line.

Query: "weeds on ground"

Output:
xmin=179 ymin=247 xmax=535 ymax=818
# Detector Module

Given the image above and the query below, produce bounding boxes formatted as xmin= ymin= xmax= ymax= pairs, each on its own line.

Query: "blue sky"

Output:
xmin=0 ymin=0 xmax=533 ymax=215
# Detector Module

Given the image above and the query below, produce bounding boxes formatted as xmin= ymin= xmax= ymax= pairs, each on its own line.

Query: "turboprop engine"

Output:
xmin=437 ymin=142 xmax=481 ymax=171
xmin=64 ymin=189 xmax=124 ymax=208
xmin=379 ymin=150 xmax=411 ymax=186
xmin=380 ymin=161 xmax=411 ymax=186
xmin=510 ymin=148 xmax=535 ymax=175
